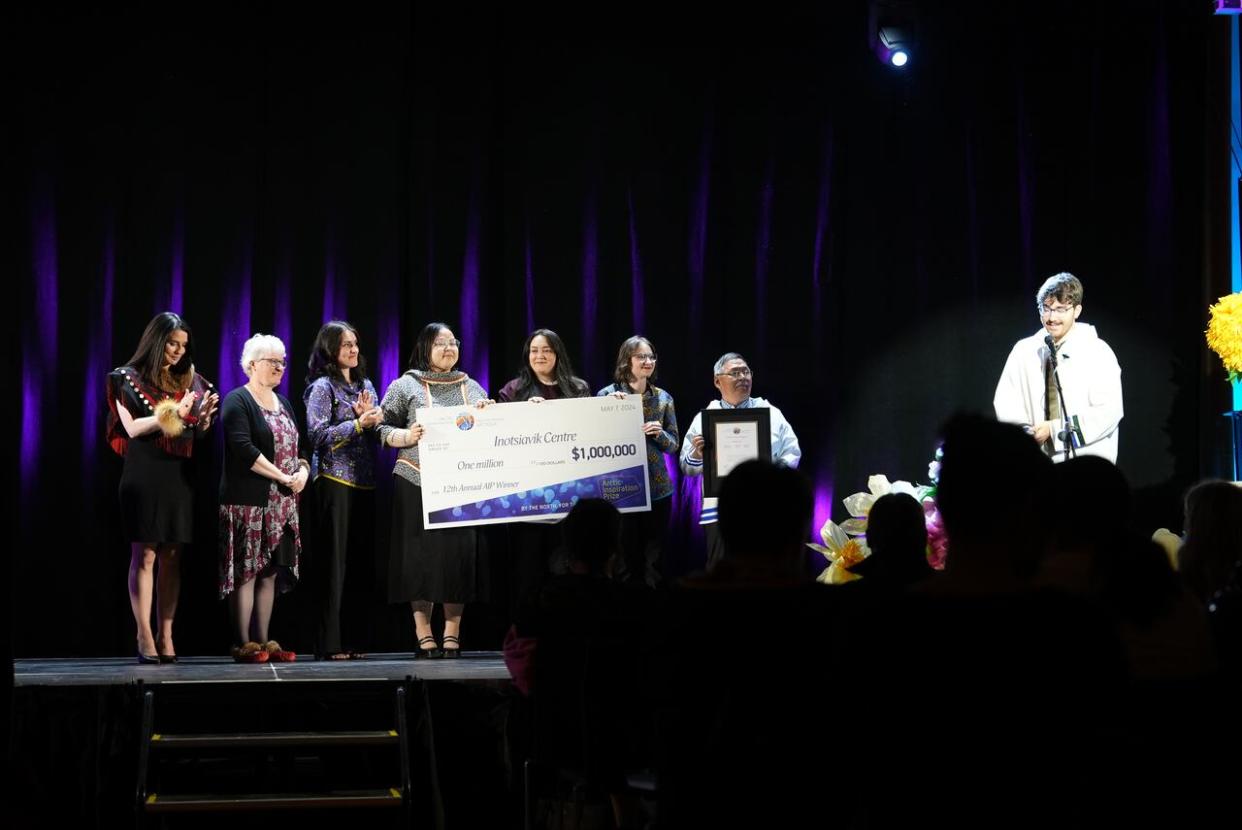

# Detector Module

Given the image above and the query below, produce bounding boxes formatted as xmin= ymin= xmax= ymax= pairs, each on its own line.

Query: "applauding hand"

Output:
xmin=177 ymin=391 xmax=198 ymax=419
xmin=353 ymin=389 xmax=376 ymax=417
xmin=198 ymin=392 xmax=220 ymax=429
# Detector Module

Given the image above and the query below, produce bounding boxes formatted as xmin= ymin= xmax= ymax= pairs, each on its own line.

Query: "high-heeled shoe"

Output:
xmin=417 ymin=635 xmax=441 ymax=659
xmin=138 ymin=636 xmax=160 ymax=665
xmin=156 ymin=636 xmax=178 ymax=664
xmin=441 ymin=635 xmax=461 ymax=658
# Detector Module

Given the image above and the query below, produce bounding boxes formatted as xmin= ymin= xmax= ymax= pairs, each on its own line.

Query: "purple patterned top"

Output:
xmin=304 ymin=375 xmax=379 ymax=489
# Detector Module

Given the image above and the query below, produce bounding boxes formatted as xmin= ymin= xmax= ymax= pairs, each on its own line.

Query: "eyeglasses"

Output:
xmin=716 ymin=368 xmax=752 ymax=380
xmin=633 ymin=353 xmax=657 ymax=363
xmin=433 ymin=339 xmax=461 ymax=349
xmin=1039 ymin=305 xmax=1076 ymax=318
xmin=258 ymin=358 xmax=287 ymax=369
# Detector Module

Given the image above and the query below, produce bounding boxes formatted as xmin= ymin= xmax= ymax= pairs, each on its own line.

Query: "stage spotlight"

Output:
xmin=869 ymin=0 xmax=917 ymax=69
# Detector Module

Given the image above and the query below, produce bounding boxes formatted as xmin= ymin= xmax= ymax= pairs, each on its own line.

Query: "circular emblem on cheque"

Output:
xmin=455 ymin=411 xmax=476 ymax=431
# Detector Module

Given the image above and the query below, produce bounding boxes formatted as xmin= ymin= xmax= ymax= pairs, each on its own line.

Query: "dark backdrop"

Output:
xmin=8 ymin=1 xmax=1234 ymax=657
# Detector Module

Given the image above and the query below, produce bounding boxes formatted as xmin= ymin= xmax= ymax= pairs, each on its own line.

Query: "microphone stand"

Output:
xmin=1048 ymin=343 xmax=1077 ymax=462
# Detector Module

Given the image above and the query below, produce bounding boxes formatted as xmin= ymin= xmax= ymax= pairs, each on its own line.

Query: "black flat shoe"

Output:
xmin=417 ymin=635 xmax=441 ymax=659
xmin=441 ymin=635 xmax=461 ymax=658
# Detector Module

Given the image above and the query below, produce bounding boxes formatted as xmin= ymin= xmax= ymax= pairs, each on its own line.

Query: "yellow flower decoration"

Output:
xmin=1207 ymin=292 xmax=1242 ymax=383
xmin=807 ymin=520 xmax=871 ymax=584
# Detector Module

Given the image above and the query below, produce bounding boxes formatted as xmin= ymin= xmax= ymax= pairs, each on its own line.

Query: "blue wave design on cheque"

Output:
xmin=427 ymin=465 xmax=649 ymax=523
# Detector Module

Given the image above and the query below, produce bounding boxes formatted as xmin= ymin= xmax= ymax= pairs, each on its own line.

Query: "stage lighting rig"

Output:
xmin=869 ymin=0 xmax=917 ymax=68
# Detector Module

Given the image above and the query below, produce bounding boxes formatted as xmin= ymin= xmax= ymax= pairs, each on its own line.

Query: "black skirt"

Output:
xmin=388 ymin=476 xmax=483 ymax=604
xmin=118 ymin=437 xmax=194 ymax=544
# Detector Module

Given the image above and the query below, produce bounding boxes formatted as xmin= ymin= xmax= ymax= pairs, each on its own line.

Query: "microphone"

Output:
xmin=1044 ymin=335 xmax=1058 ymax=367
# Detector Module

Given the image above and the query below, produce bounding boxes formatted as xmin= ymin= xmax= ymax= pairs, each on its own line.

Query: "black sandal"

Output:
xmin=441 ymin=635 xmax=461 ymax=658
xmin=417 ymin=635 xmax=441 ymax=659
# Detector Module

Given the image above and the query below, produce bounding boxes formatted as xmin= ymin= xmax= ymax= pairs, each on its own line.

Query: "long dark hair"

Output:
xmin=407 ymin=322 xmax=457 ymax=372
xmin=512 ymin=328 xmax=589 ymax=400
xmin=613 ymin=335 xmax=657 ymax=387
xmin=124 ymin=312 xmax=194 ymax=388
xmin=1179 ymin=479 xmax=1242 ymax=603
xmin=306 ymin=320 xmax=368 ymax=386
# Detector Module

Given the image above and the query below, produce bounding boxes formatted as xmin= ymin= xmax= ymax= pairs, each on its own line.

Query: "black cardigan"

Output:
xmin=218 ymin=386 xmax=305 ymax=506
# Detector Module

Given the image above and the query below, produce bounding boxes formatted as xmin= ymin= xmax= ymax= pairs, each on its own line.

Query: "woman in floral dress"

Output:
xmin=218 ymin=333 xmax=308 ymax=662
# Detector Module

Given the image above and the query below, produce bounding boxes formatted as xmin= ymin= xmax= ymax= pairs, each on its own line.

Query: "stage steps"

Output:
xmin=150 ymin=730 xmax=400 ymax=749
xmin=144 ymin=789 xmax=402 ymax=813
xmin=135 ymin=681 xmax=412 ymax=824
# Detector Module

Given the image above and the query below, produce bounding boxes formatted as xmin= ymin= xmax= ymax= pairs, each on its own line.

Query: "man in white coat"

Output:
xmin=993 ymin=272 xmax=1123 ymax=462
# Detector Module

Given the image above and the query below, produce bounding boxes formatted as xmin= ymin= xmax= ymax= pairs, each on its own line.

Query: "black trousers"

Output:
xmin=704 ymin=521 xmax=726 ymax=572
xmin=507 ymin=521 xmax=561 ymax=614
xmin=310 ymin=478 xmax=376 ymax=655
xmin=615 ymin=496 xmax=672 ymax=588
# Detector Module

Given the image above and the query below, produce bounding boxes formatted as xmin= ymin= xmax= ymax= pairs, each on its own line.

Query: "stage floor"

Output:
xmin=14 ymin=652 xmax=511 ymax=687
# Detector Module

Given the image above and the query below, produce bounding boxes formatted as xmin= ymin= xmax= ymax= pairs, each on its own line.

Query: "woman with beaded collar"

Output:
xmin=107 ymin=312 xmax=220 ymax=664
xmin=379 ymin=323 xmax=493 ymax=657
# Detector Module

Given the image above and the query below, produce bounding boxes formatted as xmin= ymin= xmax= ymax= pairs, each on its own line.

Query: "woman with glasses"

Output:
xmin=107 ymin=312 xmax=219 ymax=663
xmin=379 ymin=323 xmax=493 ymax=657
xmin=597 ymin=336 xmax=679 ymax=587
xmin=495 ymin=328 xmax=592 ymax=610
xmin=218 ymin=334 xmax=306 ymax=662
xmin=303 ymin=321 xmax=383 ymax=660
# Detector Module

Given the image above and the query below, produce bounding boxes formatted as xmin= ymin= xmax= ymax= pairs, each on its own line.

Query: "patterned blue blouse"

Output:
xmin=303 ymin=375 xmax=379 ymax=489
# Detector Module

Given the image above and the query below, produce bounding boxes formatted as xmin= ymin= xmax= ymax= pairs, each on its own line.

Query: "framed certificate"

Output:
xmin=702 ymin=408 xmax=771 ymax=498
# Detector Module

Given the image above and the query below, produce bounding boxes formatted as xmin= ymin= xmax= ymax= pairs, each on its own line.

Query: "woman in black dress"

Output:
xmin=379 ymin=323 xmax=493 ymax=656
xmin=107 ymin=312 xmax=219 ymax=663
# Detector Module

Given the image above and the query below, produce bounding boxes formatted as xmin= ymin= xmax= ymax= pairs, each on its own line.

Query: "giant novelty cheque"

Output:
xmin=416 ymin=395 xmax=652 ymax=529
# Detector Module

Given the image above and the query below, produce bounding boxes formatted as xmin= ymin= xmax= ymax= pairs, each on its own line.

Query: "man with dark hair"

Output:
xmin=838 ymin=412 xmax=1127 ymax=828
xmin=994 ymin=272 xmax=1123 ymax=462
xmin=714 ymin=459 xmax=814 ymax=581
xmin=935 ymin=412 xmax=1053 ymax=586
xmin=658 ymin=459 xmax=829 ymax=827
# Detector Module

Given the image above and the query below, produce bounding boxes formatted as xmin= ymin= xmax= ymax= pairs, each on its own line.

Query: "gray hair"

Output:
xmin=240 ymin=333 xmax=286 ymax=377
xmin=713 ymin=352 xmax=746 ymax=376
